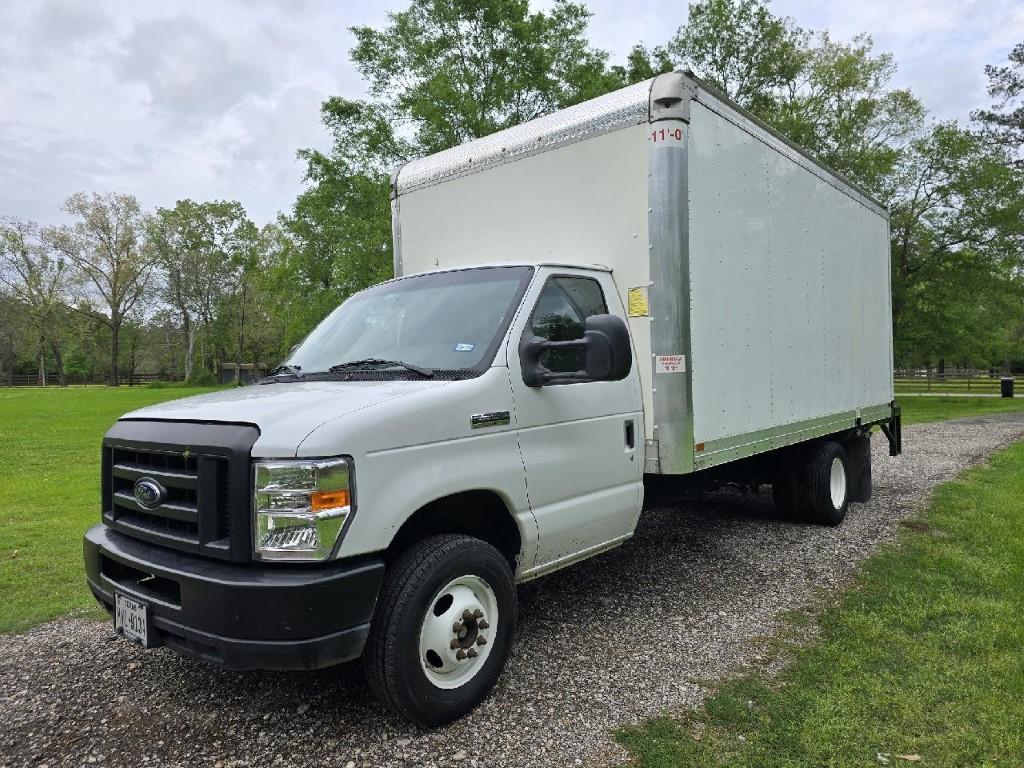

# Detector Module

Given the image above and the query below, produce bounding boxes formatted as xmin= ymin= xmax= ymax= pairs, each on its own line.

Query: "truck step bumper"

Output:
xmin=84 ymin=523 xmax=385 ymax=671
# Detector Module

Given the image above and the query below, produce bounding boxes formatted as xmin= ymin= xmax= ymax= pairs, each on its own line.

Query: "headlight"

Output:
xmin=253 ymin=457 xmax=352 ymax=562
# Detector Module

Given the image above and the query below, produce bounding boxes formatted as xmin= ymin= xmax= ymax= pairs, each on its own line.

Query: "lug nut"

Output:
xmin=462 ymin=609 xmax=474 ymax=621
xmin=473 ymin=609 xmax=483 ymax=619
xmin=467 ymin=648 xmax=478 ymax=658
xmin=450 ymin=638 xmax=460 ymax=649
xmin=452 ymin=621 xmax=463 ymax=633
xmin=478 ymin=619 xmax=489 ymax=629
xmin=456 ymin=649 xmax=467 ymax=660
xmin=476 ymin=636 xmax=487 ymax=646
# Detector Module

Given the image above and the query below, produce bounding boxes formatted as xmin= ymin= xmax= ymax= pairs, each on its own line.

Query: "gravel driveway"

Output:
xmin=4 ymin=413 xmax=1024 ymax=768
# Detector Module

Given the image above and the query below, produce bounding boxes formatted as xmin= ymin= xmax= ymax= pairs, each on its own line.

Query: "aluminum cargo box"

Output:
xmin=392 ymin=72 xmax=895 ymax=475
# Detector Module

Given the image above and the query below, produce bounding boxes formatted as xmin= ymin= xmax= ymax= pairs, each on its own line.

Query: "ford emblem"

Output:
xmin=132 ymin=477 xmax=166 ymax=509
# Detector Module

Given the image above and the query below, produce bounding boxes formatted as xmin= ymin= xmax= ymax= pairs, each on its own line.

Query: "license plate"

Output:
xmin=114 ymin=593 xmax=148 ymax=646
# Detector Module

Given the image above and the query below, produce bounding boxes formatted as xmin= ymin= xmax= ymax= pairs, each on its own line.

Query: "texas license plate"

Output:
xmin=114 ymin=593 xmax=148 ymax=645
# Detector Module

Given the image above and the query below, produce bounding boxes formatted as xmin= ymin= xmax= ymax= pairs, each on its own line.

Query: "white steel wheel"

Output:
xmin=802 ymin=441 xmax=850 ymax=526
xmin=829 ymin=455 xmax=847 ymax=510
xmin=418 ymin=575 xmax=498 ymax=689
xmin=363 ymin=535 xmax=517 ymax=727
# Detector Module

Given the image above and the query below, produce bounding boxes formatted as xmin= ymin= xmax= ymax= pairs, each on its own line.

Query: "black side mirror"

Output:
xmin=520 ymin=313 xmax=632 ymax=387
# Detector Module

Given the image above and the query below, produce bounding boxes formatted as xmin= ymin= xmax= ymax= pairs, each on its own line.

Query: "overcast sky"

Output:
xmin=2 ymin=0 xmax=1021 ymax=226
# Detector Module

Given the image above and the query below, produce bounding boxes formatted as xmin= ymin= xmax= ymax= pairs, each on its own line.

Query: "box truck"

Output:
xmin=84 ymin=72 xmax=901 ymax=726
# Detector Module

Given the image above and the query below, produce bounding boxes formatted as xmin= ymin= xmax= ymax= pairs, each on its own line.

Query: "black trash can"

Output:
xmin=1001 ymin=377 xmax=1014 ymax=398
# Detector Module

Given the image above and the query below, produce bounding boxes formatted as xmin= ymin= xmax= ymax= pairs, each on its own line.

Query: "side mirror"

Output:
xmin=520 ymin=313 xmax=632 ymax=387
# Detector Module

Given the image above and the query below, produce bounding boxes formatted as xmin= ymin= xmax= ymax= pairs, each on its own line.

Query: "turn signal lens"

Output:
xmin=311 ymin=489 xmax=349 ymax=511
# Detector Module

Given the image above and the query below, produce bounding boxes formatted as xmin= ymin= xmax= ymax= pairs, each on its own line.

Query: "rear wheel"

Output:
xmin=801 ymin=441 xmax=849 ymax=526
xmin=363 ymin=534 xmax=516 ymax=727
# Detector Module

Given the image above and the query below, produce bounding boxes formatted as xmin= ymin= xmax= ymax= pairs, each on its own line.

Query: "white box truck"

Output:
xmin=84 ymin=72 xmax=901 ymax=726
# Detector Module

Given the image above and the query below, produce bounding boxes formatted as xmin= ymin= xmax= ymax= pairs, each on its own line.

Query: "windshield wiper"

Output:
xmin=258 ymin=363 xmax=303 ymax=384
xmin=327 ymin=358 xmax=434 ymax=378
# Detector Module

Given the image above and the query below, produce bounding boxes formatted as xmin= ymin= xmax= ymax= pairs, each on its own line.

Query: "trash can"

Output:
xmin=1001 ymin=377 xmax=1014 ymax=398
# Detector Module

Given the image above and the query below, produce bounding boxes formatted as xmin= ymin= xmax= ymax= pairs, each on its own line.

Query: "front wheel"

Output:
xmin=362 ymin=535 xmax=517 ymax=727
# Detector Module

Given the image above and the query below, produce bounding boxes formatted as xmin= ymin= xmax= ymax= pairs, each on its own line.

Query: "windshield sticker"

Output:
xmin=453 ymin=343 xmax=475 ymax=352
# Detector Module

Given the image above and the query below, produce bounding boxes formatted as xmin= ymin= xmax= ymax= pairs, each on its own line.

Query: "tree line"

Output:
xmin=2 ymin=0 xmax=1023 ymax=386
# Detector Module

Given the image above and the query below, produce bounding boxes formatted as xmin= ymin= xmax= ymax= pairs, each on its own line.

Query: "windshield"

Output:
xmin=285 ymin=266 xmax=534 ymax=376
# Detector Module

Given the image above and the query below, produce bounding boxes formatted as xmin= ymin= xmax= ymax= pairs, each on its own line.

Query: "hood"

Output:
xmin=122 ymin=380 xmax=450 ymax=452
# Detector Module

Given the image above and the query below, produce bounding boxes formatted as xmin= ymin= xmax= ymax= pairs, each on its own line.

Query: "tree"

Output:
xmin=48 ymin=193 xmax=154 ymax=386
xmin=0 ymin=219 xmax=72 ymax=385
xmin=667 ymin=0 xmax=807 ymax=109
xmin=769 ymin=32 xmax=925 ymax=191
xmin=283 ymin=0 xmax=629 ymax=349
xmin=973 ymin=42 xmax=1024 ymax=161
xmin=888 ymin=124 xmax=1024 ymax=368
xmin=609 ymin=44 xmax=675 ymax=85
xmin=349 ymin=0 xmax=623 ymax=154
xmin=0 ymin=293 xmax=24 ymax=382
xmin=149 ymin=200 xmax=258 ymax=382
xmin=667 ymin=0 xmax=925 ymax=192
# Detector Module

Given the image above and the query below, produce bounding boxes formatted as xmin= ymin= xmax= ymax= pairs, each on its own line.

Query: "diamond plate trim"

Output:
xmin=394 ymin=79 xmax=655 ymax=196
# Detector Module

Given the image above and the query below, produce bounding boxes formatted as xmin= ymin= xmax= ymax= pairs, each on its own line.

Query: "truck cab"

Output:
xmin=86 ymin=262 xmax=642 ymax=726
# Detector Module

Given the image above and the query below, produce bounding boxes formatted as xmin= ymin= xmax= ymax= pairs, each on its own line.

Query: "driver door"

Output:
xmin=508 ymin=268 xmax=643 ymax=575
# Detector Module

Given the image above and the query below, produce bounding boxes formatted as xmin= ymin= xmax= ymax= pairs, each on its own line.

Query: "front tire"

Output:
xmin=363 ymin=535 xmax=517 ymax=727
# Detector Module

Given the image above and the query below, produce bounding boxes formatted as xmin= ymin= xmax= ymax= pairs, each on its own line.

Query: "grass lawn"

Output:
xmin=619 ymin=440 xmax=1024 ymax=767
xmin=0 ymin=386 xmax=221 ymax=634
xmin=898 ymin=395 xmax=1024 ymax=425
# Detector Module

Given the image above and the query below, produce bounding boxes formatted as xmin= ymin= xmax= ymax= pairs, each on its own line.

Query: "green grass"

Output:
xmin=898 ymin=395 xmax=1024 ymax=425
xmin=619 ymin=440 xmax=1024 ymax=767
xmin=0 ymin=386 xmax=222 ymax=633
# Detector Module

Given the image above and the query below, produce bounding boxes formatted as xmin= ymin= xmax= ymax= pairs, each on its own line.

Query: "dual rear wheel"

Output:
xmin=773 ymin=440 xmax=852 ymax=525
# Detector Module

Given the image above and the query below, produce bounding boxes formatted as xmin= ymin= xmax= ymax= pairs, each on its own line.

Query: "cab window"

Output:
xmin=529 ymin=276 xmax=608 ymax=373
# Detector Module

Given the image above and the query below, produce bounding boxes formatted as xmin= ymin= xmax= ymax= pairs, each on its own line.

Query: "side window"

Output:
xmin=529 ymin=276 xmax=608 ymax=373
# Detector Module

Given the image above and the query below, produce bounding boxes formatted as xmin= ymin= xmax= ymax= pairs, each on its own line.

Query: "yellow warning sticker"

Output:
xmin=627 ymin=286 xmax=649 ymax=317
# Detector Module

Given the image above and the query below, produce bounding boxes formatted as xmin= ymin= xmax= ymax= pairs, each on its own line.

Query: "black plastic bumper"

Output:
xmin=84 ymin=524 xmax=385 ymax=671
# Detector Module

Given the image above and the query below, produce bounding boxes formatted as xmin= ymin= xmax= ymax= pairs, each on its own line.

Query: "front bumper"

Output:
xmin=84 ymin=524 xmax=384 ymax=670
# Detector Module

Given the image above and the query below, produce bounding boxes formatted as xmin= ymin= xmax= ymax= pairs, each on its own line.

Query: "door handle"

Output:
xmin=624 ymin=419 xmax=635 ymax=449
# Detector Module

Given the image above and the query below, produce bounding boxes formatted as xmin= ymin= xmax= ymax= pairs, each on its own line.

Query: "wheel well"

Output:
xmin=386 ymin=490 xmax=522 ymax=570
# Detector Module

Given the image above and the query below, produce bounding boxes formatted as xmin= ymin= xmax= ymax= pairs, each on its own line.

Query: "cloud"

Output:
xmin=0 ymin=0 xmax=1021 ymax=231
xmin=0 ymin=121 xmax=148 ymax=223
xmin=114 ymin=14 xmax=274 ymax=118
xmin=769 ymin=0 xmax=1024 ymax=121
xmin=30 ymin=0 xmax=113 ymax=47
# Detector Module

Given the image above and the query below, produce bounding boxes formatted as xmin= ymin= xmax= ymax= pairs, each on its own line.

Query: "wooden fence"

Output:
xmin=893 ymin=370 xmax=1020 ymax=394
xmin=0 ymin=372 xmax=180 ymax=387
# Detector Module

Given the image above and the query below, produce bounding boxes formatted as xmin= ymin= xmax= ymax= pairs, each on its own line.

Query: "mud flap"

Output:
xmin=845 ymin=432 xmax=872 ymax=503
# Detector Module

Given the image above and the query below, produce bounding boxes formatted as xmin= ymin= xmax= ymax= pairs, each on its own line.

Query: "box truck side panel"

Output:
xmin=686 ymin=100 xmax=893 ymax=463
xmin=397 ymin=123 xmax=656 ymax=427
